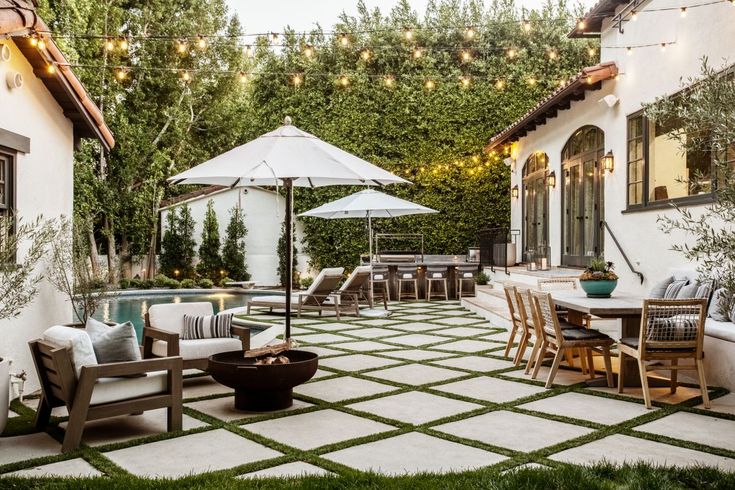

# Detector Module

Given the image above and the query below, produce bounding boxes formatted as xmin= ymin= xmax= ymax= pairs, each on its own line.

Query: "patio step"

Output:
xmin=485 ymin=265 xmax=580 ymax=290
xmin=461 ymin=295 xmax=511 ymax=329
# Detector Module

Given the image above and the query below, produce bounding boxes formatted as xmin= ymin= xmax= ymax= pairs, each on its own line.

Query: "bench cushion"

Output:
xmin=90 ymin=370 xmax=168 ymax=405
xmin=148 ymin=302 xmax=214 ymax=335
xmin=151 ymin=337 xmax=243 ymax=360
xmin=705 ymin=318 xmax=735 ymax=343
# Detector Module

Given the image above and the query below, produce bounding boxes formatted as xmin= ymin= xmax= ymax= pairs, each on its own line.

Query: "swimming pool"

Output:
xmin=89 ymin=291 xmax=271 ymax=340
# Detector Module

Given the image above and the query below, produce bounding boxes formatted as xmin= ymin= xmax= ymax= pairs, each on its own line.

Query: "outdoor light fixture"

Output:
xmin=547 ymin=171 xmax=557 ymax=188
xmin=511 ymin=185 xmax=519 ymax=199
xmin=602 ymin=151 xmax=614 ymax=172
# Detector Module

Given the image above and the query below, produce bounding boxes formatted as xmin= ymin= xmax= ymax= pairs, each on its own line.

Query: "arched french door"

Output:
xmin=561 ymin=126 xmax=605 ymax=267
xmin=522 ymin=152 xmax=549 ymax=263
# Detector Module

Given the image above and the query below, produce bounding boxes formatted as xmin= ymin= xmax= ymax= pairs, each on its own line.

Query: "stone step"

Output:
xmin=461 ymin=296 xmax=511 ymax=329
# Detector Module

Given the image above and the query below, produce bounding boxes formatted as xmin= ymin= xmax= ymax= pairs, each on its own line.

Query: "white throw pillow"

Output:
xmin=42 ymin=325 xmax=98 ymax=378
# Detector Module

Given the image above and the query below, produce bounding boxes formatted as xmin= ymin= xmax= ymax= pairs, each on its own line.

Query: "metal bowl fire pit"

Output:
xmin=207 ymin=350 xmax=318 ymax=412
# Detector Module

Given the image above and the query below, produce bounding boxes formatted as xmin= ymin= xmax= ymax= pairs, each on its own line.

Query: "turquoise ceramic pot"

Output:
xmin=579 ymin=279 xmax=618 ymax=298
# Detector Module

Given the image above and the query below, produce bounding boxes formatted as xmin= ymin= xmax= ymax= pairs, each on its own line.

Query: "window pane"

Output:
xmin=627 ymin=116 xmax=644 ymax=206
xmin=648 ymin=119 xmax=712 ymax=201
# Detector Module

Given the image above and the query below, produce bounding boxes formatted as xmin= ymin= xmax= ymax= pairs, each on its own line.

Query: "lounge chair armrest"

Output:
xmin=231 ymin=325 xmax=251 ymax=350
xmin=142 ymin=326 xmax=180 ymax=357
xmin=81 ymin=356 xmax=183 ymax=379
xmin=143 ymin=326 xmax=179 ymax=343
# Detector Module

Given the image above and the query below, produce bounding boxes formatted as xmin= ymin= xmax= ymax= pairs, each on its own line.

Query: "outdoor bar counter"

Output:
xmin=364 ymin=255 xmax=481 ymax=300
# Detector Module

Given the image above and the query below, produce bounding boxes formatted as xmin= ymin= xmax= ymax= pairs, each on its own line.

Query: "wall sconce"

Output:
xmin=547 ymin=171 xmax=556 ymax=188
xmin=511 ymin=185 xmax=519 ymax=199
xmin=602 ymin=150 xmax=614 ymax=172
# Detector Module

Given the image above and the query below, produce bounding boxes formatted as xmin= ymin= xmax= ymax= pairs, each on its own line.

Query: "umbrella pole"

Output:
xmin=368 ymin=212 xmax=374 ymax=307
xmin=284 ymin=178 xmax=293 ymax=341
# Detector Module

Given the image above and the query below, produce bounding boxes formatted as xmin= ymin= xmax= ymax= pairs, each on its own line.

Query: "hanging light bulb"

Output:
xmin=506 ymin=48 xmax=517 ymax=59
xmin=37 ymin=38 xmax=46 ymax=50
xmin=196 ymin=35 xmax=207 ymax=50
xmin=239 ymin=72 xmax=248 ymax=83
xmin=404 ymin=27 xmax=414 ymax=41
xmin=339 ymin=33 xmax=350 ymax=47
xmin=495 ymin=79 xmax=505 ymax=90
xmin=587 ymin=46 xmax=596 ymax=57
xmin=680 ymin=7 xmax=687 ymax=18
xmin=105 ymin=38 xmax=115 ymax=51
xmin=244 ymin=44 xmax=253 ymax=57
xmin=626 ymin=46 xmax=633 ymax=56
xmin=180 ymin=71 xmax=191 ymax=82
xmin=548 ymin=49 xmax=557 ymax=60
xmin=461 ymin=50 xmax=472 ymax=62
xmin=303 ymin=44 xmax=314 ymax=59
xmin=360 ymin=49 xmax=371 ymax=61
xmin=459 ymin=75 xmax=471 ymax=88
xmin=46 ymin=63 xmax=56 ymax=74
xmin=522 ymin=19 xmax=531 ymax=33
xmin=292 ymin=73 xmax=303 ymax=86
xmin=176 ymin=39 xmax=188 ymax=54
xmin=660 ymin=42 xmax=667 ymax=52
xmin=586 ymin=75 xmax=593 ymax=84
xmin=29 ymin=36 xmax=38 ymax=47
xmin=270 ymin=32 xmax=279 ymax=43
xmin=578 ymin=19 xmax=586 ymax=30
xmin=383 ymin=75 xmax=395 ymax=87
xmin=119 ymin=37 xmax=129 ymax=51
xmin=527 ymin=77 xmax=537 ymax=86
xmin=338 ymin=74 xmax=350 ymax=87
xmin=631 ymin=10 xmax=638 ymax=21
xmin=413 ymin=47 xmax=422 ymax=59
xmin=464 ymin=26 xmax=476 ymax=40
xmin=424 ymin=79 xmax=435 ymax=90
xmin=115 ymin=67 xmax=128 ymax=81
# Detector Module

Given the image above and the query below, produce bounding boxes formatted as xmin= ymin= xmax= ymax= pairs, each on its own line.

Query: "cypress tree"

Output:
xmin=159 ymin=210 xmax=180 ymax=277
xmin=222 ymin=206 xmax=250 ymax=281
xmin=197 ymin=200 xmax=222 ymax=280
xmin=178 ymin=204 xmax=197 ymax=279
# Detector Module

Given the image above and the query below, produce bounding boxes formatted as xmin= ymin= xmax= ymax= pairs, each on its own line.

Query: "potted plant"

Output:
xmin=0 ymin=214 xmax=55 ymax=434
xmin=579 ymin=258 xmax=619 ymax=298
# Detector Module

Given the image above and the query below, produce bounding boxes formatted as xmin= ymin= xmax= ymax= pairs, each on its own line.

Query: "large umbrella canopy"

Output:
xmin=169 ymin=118 xmax=408 ymax=188
xmin=298 ymin=189 xmax=437 ymax=219
xmin=168 ymin=118 xmax=408 ymax=341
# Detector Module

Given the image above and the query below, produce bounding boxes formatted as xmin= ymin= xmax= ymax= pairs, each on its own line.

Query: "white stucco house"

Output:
xmin=488 ymin=0 xmax=734 ymax=295
xmin=159 ymin=186 xmax=309 ymax=286
xmin=0 ymin=0 xmax=114 ymax=393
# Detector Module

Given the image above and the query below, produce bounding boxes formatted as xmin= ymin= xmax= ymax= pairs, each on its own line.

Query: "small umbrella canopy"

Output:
xmin=168 ymin=118 xmax=408 ymax=341
xmin=298 ymin=189 xmax=437 ymax=219
xmin=168 ymin=119 xmax=408 ymax=188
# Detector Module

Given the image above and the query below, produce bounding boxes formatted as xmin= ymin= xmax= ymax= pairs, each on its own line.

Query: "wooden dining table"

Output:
xmin=548 ymin=290 xmax=668 ymax=388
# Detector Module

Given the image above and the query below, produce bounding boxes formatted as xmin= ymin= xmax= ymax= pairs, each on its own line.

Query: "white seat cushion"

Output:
xmin=42 ymin=326 xmax=97 ymax=378
xmin=147 ymin=302 xmax=214 ymax=335
xmin=705 ymin=318 xmax=735 ymax=343
xmin=151 ymin=337 xmax=243 ymax=360
xmin=90 ymin=370 xmax=169 ymax=405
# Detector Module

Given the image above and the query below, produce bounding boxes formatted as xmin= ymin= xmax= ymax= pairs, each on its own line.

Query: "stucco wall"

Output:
xmin=160 ymin=187 xmax=309 ymax=286
xmin=508 ymin=2 xmax=735 ymax=296
xmin=0 ymin=39 xmax=75 ymax=393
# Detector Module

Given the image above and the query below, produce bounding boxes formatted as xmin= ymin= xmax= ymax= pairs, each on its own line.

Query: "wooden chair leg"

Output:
xmin=545 ymin=348 xmax=565 ymax=389
xmin=696 ymin=358 xmax=711 ymax=409
xmin=586 ymin=349 xmax=595 ymax=378
xmin=564 ymin=350 xmax=575 ymax=369
xmin=414 ymin=280 xmax=418 ymax=301
xmin=426 ymin=280 xmax=431 ymax=301
xmin=514 ymin=330 xmax=529 ymax=366
xmin=168 ymin=365 xmax=183 ymax=432
xmin=579 ymin=348 xmax=588 ymax=375
xmin=618 ymin=351 xmax=626 ymax=393
xmin=398 ymin=281 xmax=402 ymax=301
xmin=503 ymin=323 xmax=519 ymax=358
xmin=62 ymin=404 xmax=90 ymax=453
xmin=638 ymin=358 xmax=652 ymax=409
xmin=602 ymin=346 xmax=614 ymax=388
xmin=531 ymin=341 xmax=547 ymax=380
xmin=34 ymin=396 xmax=53 ymax=430
xmin=670 ymin=358 xmax=678 ymax=394
xmin=443 ymin=279 xmax=448 ymax=301
xmin=525 ymin=339 xmax=540 ymax=375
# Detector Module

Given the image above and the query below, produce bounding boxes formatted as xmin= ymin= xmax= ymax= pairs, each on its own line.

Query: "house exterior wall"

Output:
xmin=160 ymin=187 xmax=309 ymax=286
xmin=508 ymin=2 xmax=735 ymax=295
xmin=0 ymin=39 xmax=75 ymax=392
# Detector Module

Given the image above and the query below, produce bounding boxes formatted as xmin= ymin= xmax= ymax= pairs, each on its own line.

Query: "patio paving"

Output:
xmin=4 ymin=300 xmax=735 ymax=481
xmin=322 ymin=432 xmax=506 ymax=474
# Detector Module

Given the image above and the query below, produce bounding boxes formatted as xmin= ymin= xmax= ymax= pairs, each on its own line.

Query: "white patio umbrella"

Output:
xmin=168 ymin=117 xmax=408 ymax=340
xmin=299 ymin=189 xmax=437 ymax=312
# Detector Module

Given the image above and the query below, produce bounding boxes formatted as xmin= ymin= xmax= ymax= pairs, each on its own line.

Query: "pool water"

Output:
xmin=89 ymin=292 xmax=259 ymax=341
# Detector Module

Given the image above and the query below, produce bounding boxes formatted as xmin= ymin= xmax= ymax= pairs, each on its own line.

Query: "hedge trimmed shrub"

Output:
xmin=198 ymin=278 xmax=214 ymax=289
xmin=180 ymin=278 xmax=196 ymax=289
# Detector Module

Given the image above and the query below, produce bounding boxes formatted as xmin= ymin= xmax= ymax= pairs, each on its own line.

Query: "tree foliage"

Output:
xmin=222 ymin=206 xmax=250 ymax=281
xmin=159 ymin=204 xmax=196 ymax=278
xmin=197 ymin=200 xmax=222 ymax=280
xmin=645 ymin=60 xmax=735 ymax=315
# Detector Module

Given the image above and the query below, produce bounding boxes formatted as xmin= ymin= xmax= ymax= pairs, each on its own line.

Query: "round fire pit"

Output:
xmin=207 ymin=350 xmax=318 ymax=412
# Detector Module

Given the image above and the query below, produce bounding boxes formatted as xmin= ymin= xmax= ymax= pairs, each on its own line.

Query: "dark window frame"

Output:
xmin=0 ymin=148 xmax=16 ymax=264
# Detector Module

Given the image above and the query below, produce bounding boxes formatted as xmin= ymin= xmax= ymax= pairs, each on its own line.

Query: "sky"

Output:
xmin=225 ymin=0 xmax=598 ymax=34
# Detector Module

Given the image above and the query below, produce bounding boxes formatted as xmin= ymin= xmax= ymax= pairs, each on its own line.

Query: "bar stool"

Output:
xmin=370 ymin=265 xmax=391 ymax=304
xmin=425 ymin=266 xmax=449 ymax=301
xmin=455 ymin=265 xmax=478 ymax=298
xmin=397 ymin=266 xmax=419 ymax=301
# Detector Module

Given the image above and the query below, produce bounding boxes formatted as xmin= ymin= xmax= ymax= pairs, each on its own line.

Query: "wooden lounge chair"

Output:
xmin=143 ymin=302 xmax=250 ymax=371
xmin=618 ymin=298 xmax=710 ymax=409
xmin=246 ymin=267 xmax=345 ymax=318
xmin=530 ymin=291 xmax=615 ymax=389
xmin=30 ymin=326 xmax=183 ymax=453
xmin=327 ymin=265 xmax=387 ymax=314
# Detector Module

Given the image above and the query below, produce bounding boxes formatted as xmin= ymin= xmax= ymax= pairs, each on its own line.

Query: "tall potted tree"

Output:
xmin=0 ymin=214 xmax=54 ymax=433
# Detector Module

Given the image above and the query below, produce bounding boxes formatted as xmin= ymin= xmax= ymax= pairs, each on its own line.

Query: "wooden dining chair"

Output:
xmin=618 ymin=298 xmax=710 ymax=409
xmin=530 ymin=291 xmax=615 ymax=389
xmin=513 ymin=288 xmax=540 ymax=369
xmin=502 ymin=285 xmax=523 ymax=360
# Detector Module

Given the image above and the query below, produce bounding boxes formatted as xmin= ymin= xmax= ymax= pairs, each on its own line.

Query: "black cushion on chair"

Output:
xmin=561 ymin=328 xmax=611 ymax=341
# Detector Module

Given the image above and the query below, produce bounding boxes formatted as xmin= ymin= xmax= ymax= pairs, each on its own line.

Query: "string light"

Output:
xmin=495 ymin=79 xmax=505 ymax=90
xmin=424 ymin=79 xmax=435 ymax=90
xmin=29 ymin=36 xmax=38 ymax=47
xmin=586 ymin=75 xmax=593 ymax=84
xmin=587 ymin=46 xmax=596 ymax=57
xmin=303 ymin=44 xmax=314 ymax=59
xmin=547 ymin=49 xmax=557 ymax=60
xmin=527 ymin=77 xmax=537 ymax=86
xmin=176 ymin=39 xmax=188 ymax=54
xmin=115 ymin=67 xmax=128 ymax=80
xmin=270 ymin=32 xmax=279 ymax=43
xmin=360 ymin=49 xmax=371 ymax=61
xmin=459 ymin=75 xmax=471 ymax=88
xmin=522 ymin=19 xmax=532 ymax=33
xmin=196 ymin=35 xmax=207 ymax=50
xmin=680 ymin=7 xmax=687 ymax=17
xmin=338 ymin=74 xmax=350 ymax=87
xmin=464 ymin=26 xmax=476 ymax=40
xmin=339 ymin=33 xmax=350 ymax=47
xmin=180 ymin=70 xmax=191 ymax=82
xmin=46 ymin=63 xmax=55 ymax=74
xmin=413 ymin=47 xmax=422 ymax=59
xmin=383 ymin=75 xmax=395 ymax=87
xmin=460 ymin=50 xmax=472 ymax=62
xmin=37 ymin=38 xmax=46 ymax=50
xmin=660 ymin=42 xmax=667 ymax=52
xmin=631 ymin=10 xmax=638 ymax=21
xmin=403 ymin=27 xmax=414 ymax=41
xmin=244 ymin=45 xmax=253 ymax=57
xmin=105 ymin=38 xmax=115 ymax=51
xmin=577 ymin=19 xmax=586 ymax=30
xmin=292 ymin=73 xmax=303 ymax=86
xmin=506 ymin=48 xmax=517 ymax=59
xmin=119 ymin=38 xmax=129 ymax=51
xmin=239 ymin=71 xmax=248 ymax=83
xmin=627 ymin=46 xmax=633 ymax=56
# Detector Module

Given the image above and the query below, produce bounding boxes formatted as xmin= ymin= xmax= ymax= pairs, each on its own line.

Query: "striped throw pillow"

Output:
xmin=182 ymin=313 xmax=233 ymax=340
xmin=695 ymin=280 xmax=713 ymax=301
xmin=663 ymin=280 xmax=688 ymax=299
